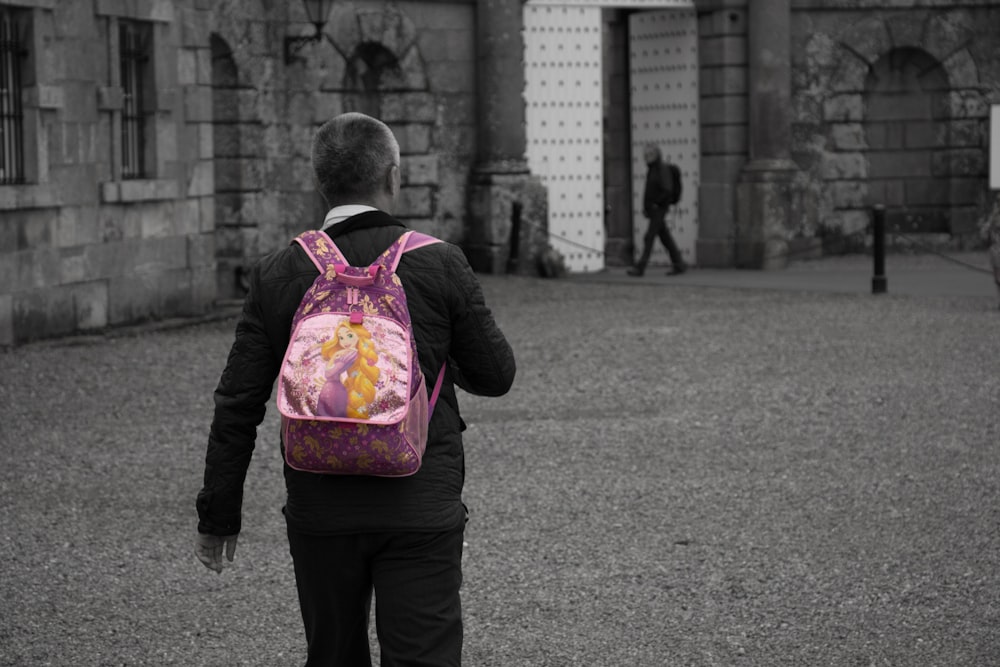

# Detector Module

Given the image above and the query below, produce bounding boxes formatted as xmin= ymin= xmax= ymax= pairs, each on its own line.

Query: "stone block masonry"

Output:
xmin=0 ymin=0 xmax=219 ymax=345
xmin=790 ymin=6 xmax=999 ymax=245
xmin=4 ymin=1 xmax=997 ymax=345
xmin=0 ymin=0 xmax=486 ymax=345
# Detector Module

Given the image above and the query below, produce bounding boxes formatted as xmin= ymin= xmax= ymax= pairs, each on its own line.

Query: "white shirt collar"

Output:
xmin=321 ymin=204 xmax=379 ymax=231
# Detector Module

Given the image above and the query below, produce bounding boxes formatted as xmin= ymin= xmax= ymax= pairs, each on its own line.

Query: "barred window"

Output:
xmin=119 ymin=20 xmax=150 ymax=180
xmin=0 ymin=7 xmax=25 ymax=185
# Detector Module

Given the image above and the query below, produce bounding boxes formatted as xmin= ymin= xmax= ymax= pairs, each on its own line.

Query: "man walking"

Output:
xmin=195 ymin=112 xmax=516 ymax=666
xmin=628 ymin=143 xmax=687 ymax=277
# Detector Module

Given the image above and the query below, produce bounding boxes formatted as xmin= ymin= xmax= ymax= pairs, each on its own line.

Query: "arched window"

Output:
xmin=344 ymin=41 xmax=403 ymax=117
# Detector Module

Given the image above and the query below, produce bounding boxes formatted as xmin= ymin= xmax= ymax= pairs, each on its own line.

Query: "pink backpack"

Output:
xmin=277 ymin=229 xmax=445 ymax=476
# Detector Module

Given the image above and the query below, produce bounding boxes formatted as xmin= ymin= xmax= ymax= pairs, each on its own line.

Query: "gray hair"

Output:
xmin=311 ymin=112 xmax=400 ymax=205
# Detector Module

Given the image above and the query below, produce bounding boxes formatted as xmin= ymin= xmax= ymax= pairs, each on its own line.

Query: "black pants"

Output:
xmin=636 ymin=206 xmax=684 ymax=270
xmin=286 ymin=524 xmax=465 ymax=667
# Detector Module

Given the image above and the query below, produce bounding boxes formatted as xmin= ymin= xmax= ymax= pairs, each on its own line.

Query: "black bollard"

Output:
xmin=506 ymin=200 xmax=523 ymax=274
xmin=871 ymin=205 xmax=887 ymax=294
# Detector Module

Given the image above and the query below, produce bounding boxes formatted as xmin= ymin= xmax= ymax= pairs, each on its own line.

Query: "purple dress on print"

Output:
xmin=316 ymin=349 xmax=357 ymax=417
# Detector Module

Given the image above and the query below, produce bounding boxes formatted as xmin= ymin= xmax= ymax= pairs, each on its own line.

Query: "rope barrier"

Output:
xmin=523 ymin=215 xmax=995 ymax=276
xmin=887 ymin=232 xmax=993 ymax=275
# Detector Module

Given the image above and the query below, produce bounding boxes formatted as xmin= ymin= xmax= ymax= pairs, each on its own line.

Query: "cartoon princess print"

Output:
xmin=315 ymin=320 xmax=380 ymax=419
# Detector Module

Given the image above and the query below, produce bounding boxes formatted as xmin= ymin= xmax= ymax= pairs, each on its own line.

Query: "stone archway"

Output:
xmin=211 ymin=33 xmax=260 ymax=298
xmin=864 ymin=47 xmax=951 ymax=233
xmin=322 ymin=5 xmax=438 ymax=228
xmin=822 ymin=12 xmax=987 ymax=239
xmin=343 ymin=41 xmax=402 ymax=116
xmin=326 ymin=4 xmax=427 ymax=114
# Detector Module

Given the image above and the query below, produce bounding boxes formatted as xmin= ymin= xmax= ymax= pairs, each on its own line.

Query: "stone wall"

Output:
xmin=204 ymin=0 xmax=478 ymax=298
xmin=0 ymin=0 xmax=217 ymax=346
xmin=3 ymin=0 xmax=997 ymax=345
xmin=0 ymin=0 xmax=479 ymax=345
xmin=789 ymin=3 xmax=1000 ymax=252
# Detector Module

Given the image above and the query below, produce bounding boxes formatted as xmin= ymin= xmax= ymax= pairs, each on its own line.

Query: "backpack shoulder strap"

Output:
xmin=378 ymin=231 xmax=442 ymax=273
xmin=429 ymin=364 xmax=446 ymax=412
xmin=402 ymin=231 xmax=446 ymax=412
xmin=403 ymin=231 xmax=441 ymax=253
xmin=292 ymin=230 xmax=349 ymax=272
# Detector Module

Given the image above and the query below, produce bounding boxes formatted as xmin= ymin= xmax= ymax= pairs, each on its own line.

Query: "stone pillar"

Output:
xmin=735 ymin=0 xmax=802 ymax=269
xmin=466 ymin=0 xmax=547 ymax=274
xmin=602 ymin=10 xmax=633 ymax=267
xmin=474 ymin=0 xmax=528 ymax=175
xmin=695 ymin=8 xmax=749 ymax=268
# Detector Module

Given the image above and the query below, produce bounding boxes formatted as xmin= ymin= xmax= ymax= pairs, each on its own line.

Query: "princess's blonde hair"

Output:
xmin=326 ymin=322 xmax=379 ymax=418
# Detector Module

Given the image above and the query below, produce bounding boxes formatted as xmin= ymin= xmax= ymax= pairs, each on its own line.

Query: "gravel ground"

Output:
xmin=1 ymin=274 xmax=998 ymax=666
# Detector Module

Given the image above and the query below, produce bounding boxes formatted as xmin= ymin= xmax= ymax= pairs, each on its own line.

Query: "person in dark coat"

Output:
xmin=628 ymin=143 xmax=687 ymax=277
xmin=194 ymin=112 xmax=516 ymax=666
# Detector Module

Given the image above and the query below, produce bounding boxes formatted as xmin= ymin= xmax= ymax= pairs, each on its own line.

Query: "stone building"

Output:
xmin=1 ymin=0 xmax=998 ymax=345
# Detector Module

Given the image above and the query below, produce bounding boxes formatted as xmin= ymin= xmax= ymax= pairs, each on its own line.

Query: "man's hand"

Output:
xmin=195 ymin=532 xmax=239 ymax=574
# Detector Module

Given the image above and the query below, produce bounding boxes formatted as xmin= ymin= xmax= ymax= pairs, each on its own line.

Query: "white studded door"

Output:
xmin=523 ymin=2 xmax=605 ymax=273
xmin=629 ymin=8 xmax=700 ymax=267
xmin=523 ymin=1 xmax=699 ymax=273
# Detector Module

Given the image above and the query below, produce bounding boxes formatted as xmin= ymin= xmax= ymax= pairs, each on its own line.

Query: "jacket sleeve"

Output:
xmin=196 ymin=262 xmax=280 ymax=536
xmin=444 ymin=246 xmax=516 ymax=397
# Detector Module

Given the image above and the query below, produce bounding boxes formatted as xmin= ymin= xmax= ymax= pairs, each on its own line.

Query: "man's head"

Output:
xmin=643 ymin=143 xmax=661 ymax=165
xmin=312 ymin=112 xmax=401 ymax=212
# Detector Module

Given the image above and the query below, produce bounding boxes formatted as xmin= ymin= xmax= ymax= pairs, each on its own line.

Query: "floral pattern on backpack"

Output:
xmin=276 ymin=230 xmax=444 ymax=476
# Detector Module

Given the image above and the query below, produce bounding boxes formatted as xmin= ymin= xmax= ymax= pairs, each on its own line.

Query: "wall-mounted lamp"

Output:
xmin=284 ymin=0 xmax=334 ymax=64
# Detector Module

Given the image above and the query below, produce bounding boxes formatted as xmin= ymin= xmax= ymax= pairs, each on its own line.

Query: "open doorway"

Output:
xmin=524 ymin=1 xmax=699 ymax=272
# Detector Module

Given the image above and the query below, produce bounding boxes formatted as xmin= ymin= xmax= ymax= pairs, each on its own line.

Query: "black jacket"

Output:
xmin=196 ymin=211 xmax=516 ymax=536
xmin=643 ymin=159 xmax=672 ymax=218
